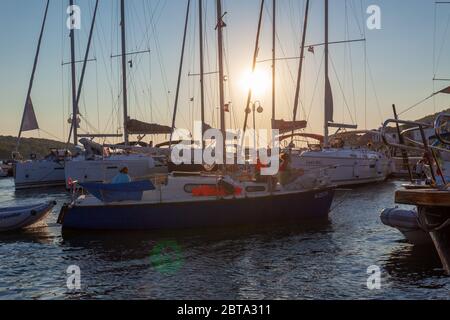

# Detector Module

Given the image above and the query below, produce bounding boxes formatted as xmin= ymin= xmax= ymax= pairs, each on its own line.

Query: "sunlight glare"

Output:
xmin=239 ymin=69 xmax=271 ymax=97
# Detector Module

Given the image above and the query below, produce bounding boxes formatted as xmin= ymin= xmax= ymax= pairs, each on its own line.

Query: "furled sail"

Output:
xmin=325 ymin=76 xmax=334 ymax=124
xmin=127 ymin=119 xmax=172 ymax=135
xmin=437 ymin=86 xmax=450 ymax=95
xmin=20 ymin=97 xmax=39 ymax=132
xmin=271 ymin=119 xmax=307 ymax=134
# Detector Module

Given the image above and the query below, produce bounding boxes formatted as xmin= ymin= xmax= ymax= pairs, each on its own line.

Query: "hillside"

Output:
xmin=415 ymin=108 xmax=450 ymax=124
xmin=0 ymin=136 xmax=74 ymax=160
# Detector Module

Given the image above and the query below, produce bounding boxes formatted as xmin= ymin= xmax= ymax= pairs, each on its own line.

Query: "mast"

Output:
xmin=76 ymin=0 xmax=99 ymax=110
xmin=242 ymin=0 xmax=265 ymax=135
xmin=70 ymin=0 xmax=79 ymax=146
xmin=16 ymin=0 xmax=50 ymax=151
xmin=272 ymin=0 xmax=276 ymax=122
xmin=170 ymin=0 xmax=191 ymax=147
xmin=120 ymin=0 xmax=129 ymax=145
xmin=292 ymin=0 xmax=310 ymax=123
xmin=199 ymin=0 xmax=206 ymax=148
xmin=216 ymin=0 xmax=226 ymax=164
xmin=67 ymin=0 xmax=99 ymax=145
xmin=324 ymin=0 xmax=330 ymax=147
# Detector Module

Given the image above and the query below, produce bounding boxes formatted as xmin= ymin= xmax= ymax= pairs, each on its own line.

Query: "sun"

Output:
xmin=239 ymin=68 xmax=271 ymax=97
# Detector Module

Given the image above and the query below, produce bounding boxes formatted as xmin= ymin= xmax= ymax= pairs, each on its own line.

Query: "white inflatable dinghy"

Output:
xmin=0 ymin=201 xmax=56 ymax=232
xmin=380 ymin=207 xmax=432 ymax=246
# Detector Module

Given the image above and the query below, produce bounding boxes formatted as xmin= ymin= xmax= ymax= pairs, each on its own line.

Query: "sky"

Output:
xmin=0 ymin=0 xmax=450 ymax=145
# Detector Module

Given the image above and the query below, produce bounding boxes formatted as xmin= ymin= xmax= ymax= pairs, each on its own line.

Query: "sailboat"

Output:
xmin=13 ymin=0 xmax=70 ymax=190
xmin=58 ymin=0 xmax=335 ymax=231
xmin=63 ymin=0 xmax=169 ymax=187
xmin=288 ymin=0 xmax=391 ymax=187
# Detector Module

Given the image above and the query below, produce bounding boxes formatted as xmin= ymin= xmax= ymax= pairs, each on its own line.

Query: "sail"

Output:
xmin=437 ymin=86 xmax=450 ymax=95
xmin=127 ymin=119 xmax=172 ymax=135
xmin=272 ymin=119 xmax=307 ymax=134
xmin=20 ymin=97 xmax=39 ymax=132
xmin=325 ymin=76 xmax=334 ymax=124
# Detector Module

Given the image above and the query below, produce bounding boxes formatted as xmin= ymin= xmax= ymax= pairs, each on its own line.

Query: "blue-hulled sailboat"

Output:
xmin=57 ymin=0 xmax=336 ymax=231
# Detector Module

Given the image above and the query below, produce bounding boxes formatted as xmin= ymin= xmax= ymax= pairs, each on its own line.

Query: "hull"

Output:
xmin=292 ymin=148 xmax=391 ymax=187
xmin=380 ymin=207 xmax=432 ymax=246
xmin=64 ymin=155 xmax=167 ymax=188
xmin=14 ymin=160 xmax=66 ymax=190
xmin=60 ymin=187 xmax=335 ymax=231
xmin=0 ymin=201 xmax=55 ymax=232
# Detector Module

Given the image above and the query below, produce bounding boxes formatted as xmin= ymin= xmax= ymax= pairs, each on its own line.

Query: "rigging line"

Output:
xmin=351 ymin=0 xmax=363 ymax=36
xmin=221 ymin=1 xmax=236 ymax=129
xmin=366 ymin=59 xmax=384 ymax=123
xmin=343 ymin=0 xmax=348 ymax=124
xmin=433 ymin=3 xmax=438 ymax=76
xmin=293 ymin=0 xmax=310 ymax=125
xmin=38 ymin=128 xmax=64 ymax=142
xmin=433 ymin=3 xmax=438 ymax=113
xmin=170 ymin=0 xmax=191 ymax=145
xmin=360 ymin=0 xmax=367 ymax=129
xmin=152 ymin=10 xmax=173 ymax=117
xmin=203 ymin=0 xmax=217 ymax=128
xmin=398 ymin=94 xmax=435 ymax=117
xmin=306 ymin=51 xmax=325 ymax=125
xmin=94 ymin=2 xmax=120 ymax=134
xmin=346 ymin=1 xmax=358 ymax=125
xmin=329 ymin=55 xmax=356 ymax=125
xmin=435 ymin=12 xmax=450 ymax=76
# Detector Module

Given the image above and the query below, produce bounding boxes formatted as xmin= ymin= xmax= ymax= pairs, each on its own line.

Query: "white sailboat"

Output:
xmin=290 ymin=0 xmax=391 ymax=187
xmin=13 ymin=0 xmax=69 ymax=190
xmin=64 ymin=0 xmax=169 ymax=187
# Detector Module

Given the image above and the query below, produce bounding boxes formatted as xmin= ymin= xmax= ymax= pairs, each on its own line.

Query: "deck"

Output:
xmin=395 ymin=188 xmax=450 ymax=207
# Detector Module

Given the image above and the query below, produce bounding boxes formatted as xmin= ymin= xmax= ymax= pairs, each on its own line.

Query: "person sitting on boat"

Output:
xmin=255 ymin=157 xmax=269 ymax=183
xmin=112 ymin=167 xmax=132 ymax=184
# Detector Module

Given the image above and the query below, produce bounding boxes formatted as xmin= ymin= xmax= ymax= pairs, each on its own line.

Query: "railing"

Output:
xmin=434 ymin=113 xmax=450 ymax=146
xmin=381 ymin=115 xmax=448 ymax=185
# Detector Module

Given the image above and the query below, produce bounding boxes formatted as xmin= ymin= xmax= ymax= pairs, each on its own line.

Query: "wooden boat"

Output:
xmin=0 ymin=201 xmax=56 ymax=232
xmin=381 ymin=112 xmax=450 ymax=273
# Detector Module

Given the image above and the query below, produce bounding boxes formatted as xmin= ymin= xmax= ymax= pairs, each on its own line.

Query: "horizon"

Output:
xmin=1 ymin=0 xmax=450 ymax=145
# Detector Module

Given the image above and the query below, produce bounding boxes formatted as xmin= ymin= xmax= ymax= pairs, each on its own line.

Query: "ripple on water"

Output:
xmin=0 ymin=178 xmax=449 ymax=299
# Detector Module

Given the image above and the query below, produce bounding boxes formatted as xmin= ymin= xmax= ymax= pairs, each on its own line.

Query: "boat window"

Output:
xmin=245 ymin=186 xmax=266 ymax=193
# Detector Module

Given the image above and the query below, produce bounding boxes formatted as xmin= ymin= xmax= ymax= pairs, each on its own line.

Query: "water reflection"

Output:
xmin=384 ymin=245 xmax=445 ymax=281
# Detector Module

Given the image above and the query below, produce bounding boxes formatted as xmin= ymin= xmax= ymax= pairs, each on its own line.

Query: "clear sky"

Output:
xmin=0 ymin=0 xmax=449 ymax=144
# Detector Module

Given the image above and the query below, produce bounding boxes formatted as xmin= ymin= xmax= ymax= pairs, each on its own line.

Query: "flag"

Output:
xmin=325 ymin=76 xmax=334 ymax=123
xmin=308 ymin=46 xmax=315 ymax=54
xmin=20 ymin=97 xmax=39 ymax=132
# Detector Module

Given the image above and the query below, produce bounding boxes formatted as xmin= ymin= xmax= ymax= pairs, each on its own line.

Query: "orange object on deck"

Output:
xmin=192 ymin=185 xmax=242 ymax=197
